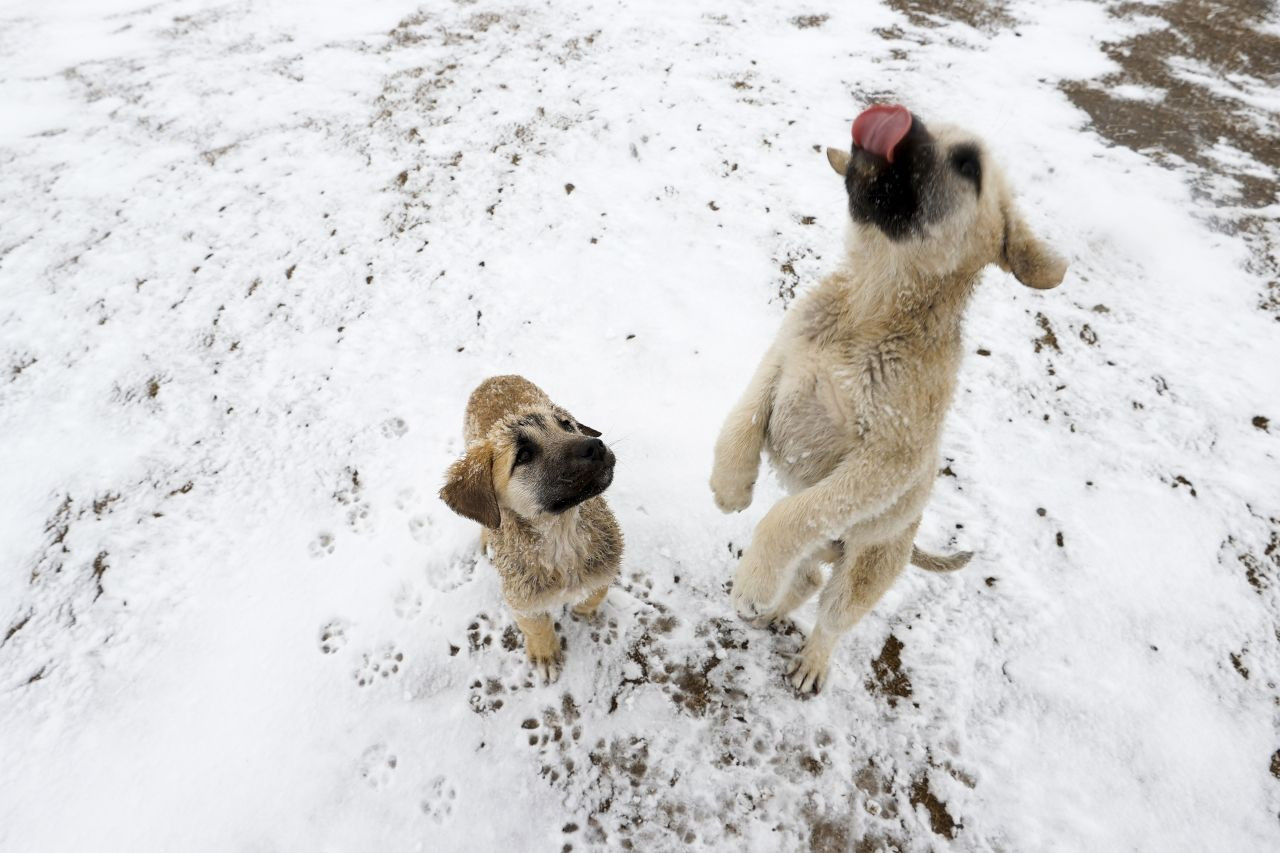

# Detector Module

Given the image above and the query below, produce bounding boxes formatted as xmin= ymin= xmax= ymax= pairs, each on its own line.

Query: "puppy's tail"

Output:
xmin=911 ymin=545 xmax=973 ymax=573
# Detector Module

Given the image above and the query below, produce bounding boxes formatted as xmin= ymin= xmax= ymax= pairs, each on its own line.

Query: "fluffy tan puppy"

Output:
xmin=441 ymin=375 xmax=622 ymax=683
xmin=711 ymin=105 xmax=1067 ymax=692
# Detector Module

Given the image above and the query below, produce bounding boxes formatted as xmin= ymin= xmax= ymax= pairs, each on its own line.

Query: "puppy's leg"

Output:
xmin=571 ymin=585 xmax=609 ymax=619
xmin=787 ymin=529 xmax=913 ymax=693
xmin=711 ymin=345 xmax=782 ymax=513
xmin=514 ymin=612 xmax=563 ymax=684
xmin=754 ymin=541 xmax=841 ymax=625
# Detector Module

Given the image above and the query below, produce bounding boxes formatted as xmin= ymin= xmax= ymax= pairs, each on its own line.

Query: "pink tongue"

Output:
xmin=852 ymin=104 xmax=912 ymax=163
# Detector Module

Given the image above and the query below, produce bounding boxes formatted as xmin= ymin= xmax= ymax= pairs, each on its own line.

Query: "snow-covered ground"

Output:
xmin=2 ymin=0 xmax=1278 ymax=849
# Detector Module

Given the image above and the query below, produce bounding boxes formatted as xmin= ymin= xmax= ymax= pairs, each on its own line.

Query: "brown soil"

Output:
xmin=885 ymin=0 xmax=1014 ymax=32
xmin=1059 ymin=0 xmax=1280 ymax=315
xmin=867 ymin=633 xmax=913 ymax=705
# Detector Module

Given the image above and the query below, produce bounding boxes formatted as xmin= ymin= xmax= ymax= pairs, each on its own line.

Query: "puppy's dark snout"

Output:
xmin=577 ymin=437 xmax=606 ymax=461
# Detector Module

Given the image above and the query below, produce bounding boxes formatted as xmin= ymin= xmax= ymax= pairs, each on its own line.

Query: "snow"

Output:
xmin=2 ymin=0 xmax=1278 ymax=850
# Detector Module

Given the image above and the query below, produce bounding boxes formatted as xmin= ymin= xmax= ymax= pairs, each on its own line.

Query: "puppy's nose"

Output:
xmin=577 ymin=438 xmax=606 ymax=461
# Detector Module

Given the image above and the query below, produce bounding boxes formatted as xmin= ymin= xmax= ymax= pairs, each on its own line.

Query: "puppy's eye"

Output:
xmin=950 ymin=145 xmax=981 ymax=187
xmin=515 ymin=446 xmax=534 ymax=465
xmin=558 ymin=418 xmax=575 ymax=432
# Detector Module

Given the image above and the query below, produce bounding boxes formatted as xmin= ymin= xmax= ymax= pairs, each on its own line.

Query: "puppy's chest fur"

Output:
xmin=765 ymin=278 xmax=962 ymax=489
xmin=489 ymin=496 xmax=622 ymax=612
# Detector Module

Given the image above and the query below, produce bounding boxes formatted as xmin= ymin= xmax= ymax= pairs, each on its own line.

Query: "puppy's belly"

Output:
xmin=766 ymin=366 xmax=860 ymax=493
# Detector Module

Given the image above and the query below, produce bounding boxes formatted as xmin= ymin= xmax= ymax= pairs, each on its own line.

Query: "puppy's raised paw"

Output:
xmin=709 ymin=464 xmax=755 ymax=514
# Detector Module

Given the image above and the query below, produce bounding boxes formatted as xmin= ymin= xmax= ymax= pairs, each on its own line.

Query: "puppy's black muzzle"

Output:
xmin=545 ymin=438 xmax=616 ymax=513
xmin=846 ymin=114 xmax=934 ymax=241
xmin=576 ymin=437 xmax=607 ymax=462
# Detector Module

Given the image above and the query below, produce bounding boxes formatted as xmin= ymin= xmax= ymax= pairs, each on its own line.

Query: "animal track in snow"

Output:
xmin=359 ymin=743 xmax=398 ymax=790
xmin=420 ymin=776 xmax=456 ymax=824
xmin=333 ymin=467 xmax=362 ymax=506
xmin=332 ymin=467 xmax=372 ymax=532
xmin=319 ymin=620 xmax=348 ymax=654
xmin=427 ymin=551 xmax=478 ymax=593
xmin=354 ymin=645 xmax=404 ymax=686
xmin=465 ymin=612 xmax=538 ymax=713
xmin=309 ymin=532 xmax=335 ymax=558
xmin=583 ymin=614 xmax=620 ymax=647
xmin=408 ymin=515 xmax=430 ymax=542
xmin=381 ymin=416 xmax=409 ymax=438
xmin=521 ymin=694 xmax=585 ymax=775
xmin=393 ymin=585 xmax=423 ymax=620
xmin=466 ymin=612 xmax=500 ymax=654
xmin=346 ymin=501 xmax=373 ymax=533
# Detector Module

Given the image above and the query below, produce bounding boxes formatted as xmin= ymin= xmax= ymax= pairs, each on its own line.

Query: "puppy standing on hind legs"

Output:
xmin=711 ymin=104 xmax=1067 ymax=693
xmin=440 ymin=375 xmax=622 ymax=684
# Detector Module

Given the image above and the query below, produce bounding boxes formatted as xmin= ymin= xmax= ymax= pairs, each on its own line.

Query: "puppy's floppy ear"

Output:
xmin=826 ymin=147 xmax=850 ymax=177
xmin=440 ymin=442 xmax=501 ymax=529
xmin=1000 ymin=202 xmax=1068 ymax=290
xmin=577 ymin=423 xmax=602 ymax=438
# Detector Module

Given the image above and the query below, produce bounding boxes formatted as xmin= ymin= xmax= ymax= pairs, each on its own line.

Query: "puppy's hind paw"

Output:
xmin=783 ymin=640 xmax=834 ymax=696
xmin=730 ymin=553 xmax=778 ymax=624
xmin=730 ymin=582 xmax=771 ymax=624
xmin=786 ymin=649 xmax=829 ymax=694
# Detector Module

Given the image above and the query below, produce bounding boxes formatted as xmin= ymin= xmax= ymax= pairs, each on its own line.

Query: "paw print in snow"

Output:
xmin=469 ymin=676 xmax=510 ymax=714
xmin=522 ymin=695 xmax=584 ymax=768
xmin=347 ymin=502 xmax=373 ymax=533
xmin=393 ymin=585 xmax=423 ymax=620
xmin=354 ymin=646 xmax=404 ymax=686
xmin=319 ymin=620 xmax=348 ymax=654
xmin=586 ymin=615 xmax=620 ymax=647
xmin=465 ymin=615 xmax=539 ymax=714
xmin=408 ymin=515 xmax=430 ymax=543
xmin=309 ymin=532 xmax=335 ymax=558
xmin=381 ymin=417 xmax=409 ymax=438
xmin=467 ymin=613 xmax=498 ymax=654
xmin=428 ymin=551 xmax=477 ymax=593
xmin=420 ymin=776 xmax=456 ymax=824
xmin=334 ymin=467 xmax=361 ymax=505
xmin=359 ymin=743 xmax=398 ymax=790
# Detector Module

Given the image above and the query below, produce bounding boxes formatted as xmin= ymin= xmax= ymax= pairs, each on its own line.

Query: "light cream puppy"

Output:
xmin=441 ymin=375 xmax=622 ymax=683
xmin=711 ymin=105 xmax=1066 ymax=692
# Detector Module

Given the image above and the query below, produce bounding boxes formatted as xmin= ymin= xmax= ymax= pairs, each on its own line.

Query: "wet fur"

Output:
xmin=711 ymin=118 xmax=1066 ymax=693
xmin=441 ymin=375 xmax=622 ymax=683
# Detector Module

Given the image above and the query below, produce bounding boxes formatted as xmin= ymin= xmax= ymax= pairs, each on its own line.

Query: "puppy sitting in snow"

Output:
xmin=711 ymin=105 xmax=1067 ymax=692
xmin=441 ymin=375 xmax=621 ymax=683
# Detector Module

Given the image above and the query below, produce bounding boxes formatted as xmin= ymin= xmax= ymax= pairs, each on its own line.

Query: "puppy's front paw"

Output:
xmin=528 ymin=648 xmax=563 ymax=685
xmin=730 ymin=550 xmax=778 ymax=623
xmin=522 ymin=626 xmax=564 ymax=685
xmin=710 ymin=464 xmax=755 ymax=513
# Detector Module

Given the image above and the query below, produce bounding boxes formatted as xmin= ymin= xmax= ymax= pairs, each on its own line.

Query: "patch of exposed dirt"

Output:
xmin=2 ymin=611 xmax=33 ymax=646
xmin=867 ymin=633 xmax=913 ymax=706
xmin=910 ymin=773 xmax=961 ymax=838
xmin=1225 ymin=526 xmax=1279 ymax=593
xmin=1033 ymin=312 xmax=1061 ymax=354
xmin=791 ymin=14 xmax=830 ymax=30
xmin=1060 ymin=0 xmax=1280 ymax=317
xmin=886 ymin=0 xmax=1014 ymax=32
